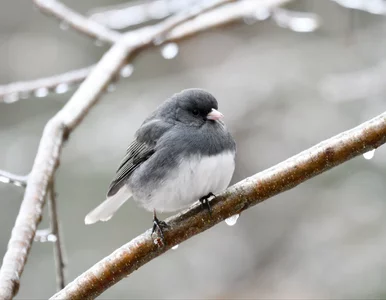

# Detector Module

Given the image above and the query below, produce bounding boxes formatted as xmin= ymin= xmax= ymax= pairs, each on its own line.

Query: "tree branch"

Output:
xmin=0 ymin=1 xmax=242 ymax=299
xmin=0 ymin=0 xmax=293 ymax=102
xmin=0 ymin=35 xmax=131 ymax=300
xmin=0 ymin=170 xmax=28 ymax=188
xmin=51 ymin=111 xmax=386 ymax=300
xmin=33 ymin=0 xmax=121 ymax=44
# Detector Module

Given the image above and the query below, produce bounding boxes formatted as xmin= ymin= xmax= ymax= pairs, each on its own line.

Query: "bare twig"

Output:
xmin=150 ymin=0 xmax=236 ymax=44
xmin=33 ymin=0 xmax=121 ymax=44
xmin=166 ymin=0 xmax=292 ymax=40
xmin=88 ymin=0 xmax=204 ymax=30
xmin=51 ymin=112 xmax=386 ymax=300
xmin=47 ymin=181 xmax=66 ymax=291
xmin=0 ymin=66 xmax=94 ymax=103
xmin=0 ymin=1 xmax=240 ymax=298
xmin=0 ymin=0 xmax=293 ymax=102
xmin=0 ymin=170 xmax=28 ymax=188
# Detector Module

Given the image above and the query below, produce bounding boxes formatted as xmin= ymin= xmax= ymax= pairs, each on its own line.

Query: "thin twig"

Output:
xmin=87 ymin=0 xmax=200 ymax=30
xmin=150 ymin=0 xmax=236 ymax=44
xmin=51 ymin=111 xmax=386 ymax=300
xmin=166 ymin=0 xmax=292 ymax=41
xmin=33 ymin=0 xmax=121 ymax=44
xmin=0 ymin=0 xmax=292 ymax=102
xmin=0 ymin=1 xmax=240 ymax=298
xmin=0 ymin=170 xmax=28 ymax=188
xmin=47 ymin=180 xmax=66 ymax=291
xmin=0 ymin=66 xmax=94 ymax=103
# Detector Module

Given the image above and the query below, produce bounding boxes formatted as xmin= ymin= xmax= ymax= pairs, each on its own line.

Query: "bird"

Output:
xmin=84 ymin=88 xmax=236 ymax=237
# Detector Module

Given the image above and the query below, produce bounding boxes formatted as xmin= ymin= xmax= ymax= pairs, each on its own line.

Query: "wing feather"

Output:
xmin=107 ymin=118 xmax=172 ymax=196
xmin=84 ymin=118 xmax=173 ymax=225
xmin=107 ymin=140 xmax=154 ymax=196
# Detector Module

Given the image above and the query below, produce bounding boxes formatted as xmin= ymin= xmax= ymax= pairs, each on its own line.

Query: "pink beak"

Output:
xmin=206 ymin=108 xmax=224 ymax=121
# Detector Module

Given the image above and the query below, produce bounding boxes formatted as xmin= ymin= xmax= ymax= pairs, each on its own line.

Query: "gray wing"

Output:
xmin=107 ymin=119 xmax=172 ymax=196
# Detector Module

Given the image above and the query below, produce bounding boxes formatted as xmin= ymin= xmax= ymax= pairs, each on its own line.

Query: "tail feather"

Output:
xmin=84 ymin=185 xmax=132 ymax=225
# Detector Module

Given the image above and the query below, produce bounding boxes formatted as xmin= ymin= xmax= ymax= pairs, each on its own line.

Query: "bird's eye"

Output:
xmin=192 ymin=109 xmax=199 ymax=116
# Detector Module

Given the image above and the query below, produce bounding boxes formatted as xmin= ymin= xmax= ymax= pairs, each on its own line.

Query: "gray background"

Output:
xmin=1 ymin=0 xmax=386 ymax=299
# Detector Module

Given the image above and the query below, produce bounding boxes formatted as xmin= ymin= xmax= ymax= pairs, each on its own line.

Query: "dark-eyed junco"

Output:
xmin=85 ymin=88 xmax=236 ymax=235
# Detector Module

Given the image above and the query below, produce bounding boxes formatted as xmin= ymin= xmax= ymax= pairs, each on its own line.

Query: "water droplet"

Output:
xmin=274 ymin=9 xmax=319 ymax=33
xmin=34 ymin=87 xmax=49 ymax=98
xmin=255 ymin=8 xmax=271 ymax=20
xmin=120 ymin=64 xmax=134 ymax=78
xmin=4 ymin=93 xmax=19 ymax=103
xmin=94 ymin=39 xmax=105 ymax=47
xmin=0 ymin=176 xmax=11 ymax=184
xmin=107 ymin=84 xmax=116 ymax=92
xmin=13 ymin=181 xmax=24 ymax=188
xmin=161 ymin=43 xmax=179 ymax=60
xmin=55 ymin=83 xmax=69 ymax=94
xmin=363 ymin=149 xmax=375 ymax=160
xmin=47 ymin=234 xmax=57 ymax=242
xmin=289 ymin=17 xmax=319 ymax=32
xmin=225 ymin=214 xmax=239 ymax=226
xmin=172 ymin=244 xmax=179 ymax=250
xmin=59 ymin=21 xmax=69 ymax=31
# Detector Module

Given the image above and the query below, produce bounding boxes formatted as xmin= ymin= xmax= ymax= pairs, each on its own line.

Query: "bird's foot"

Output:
xmin=199 ymin=192 xmax=216 ymax=215
xmin=152 ymin=210 xmax=169 ymax=243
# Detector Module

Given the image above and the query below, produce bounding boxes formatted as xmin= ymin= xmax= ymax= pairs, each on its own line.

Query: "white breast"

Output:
xmin=142 ymin=151 xmax=235 ymax=212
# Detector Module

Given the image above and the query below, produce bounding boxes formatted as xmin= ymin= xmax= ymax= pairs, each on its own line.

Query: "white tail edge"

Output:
xmin=84 ymin=185 xmax=132 ymax=225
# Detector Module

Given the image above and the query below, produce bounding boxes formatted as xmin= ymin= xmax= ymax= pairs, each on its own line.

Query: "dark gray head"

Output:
xmin=166 ymin=88 xmax=224 ymax=127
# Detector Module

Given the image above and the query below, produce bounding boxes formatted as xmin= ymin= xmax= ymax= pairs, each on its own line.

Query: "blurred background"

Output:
xmin=1 ymin=0 xmax=386 ymax=298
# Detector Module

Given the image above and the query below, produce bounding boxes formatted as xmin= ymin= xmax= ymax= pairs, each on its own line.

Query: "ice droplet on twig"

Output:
xmin=4 ymin=93 xmax=19 ymax=103
xmin=273 ymin=8 xmax=320 ymax=33
xmin=55 ymin=83 xmax=69 ymax=94
xmin=34 ymin=87 xmax=49 ymax=98
xmin=0 ymin=176 xmax=11 ymax=184
xmin=161 ymin=43 xmax=179 ymax=60
xmin=47 ymin=234 xmax=57 ymax=242
xmin=255 ymin=8 xmax=271 ymax=20
xmin=225 ymin=214 xmax=239 ymax=226
xmin=120 ymin=64 xmax=134 ymax=78
xmin=244 ymin=7 xmax=271 ymax=24
xmin=363 ymin=149 xmax=375 ymax=160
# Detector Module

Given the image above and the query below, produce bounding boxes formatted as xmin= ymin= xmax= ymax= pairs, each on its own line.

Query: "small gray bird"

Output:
xmin=85 ymin=88 xmax=236 ymax=234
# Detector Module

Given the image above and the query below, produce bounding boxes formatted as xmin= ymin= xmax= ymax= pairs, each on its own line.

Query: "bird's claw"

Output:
xmin=152 ymin=210 xmax=169 ymax=243
xmin=199 ymin=192 xmax=215 ymax=215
